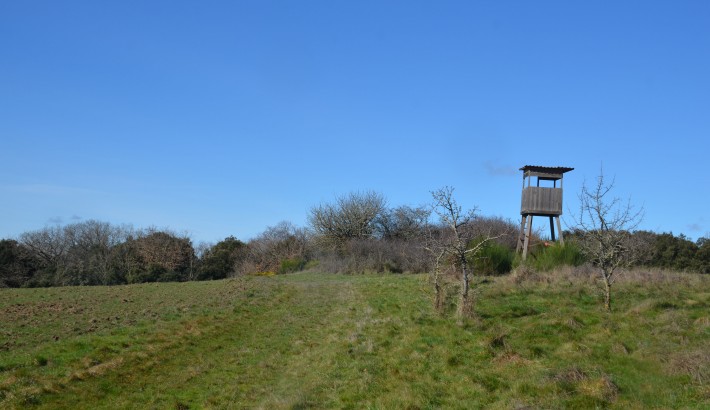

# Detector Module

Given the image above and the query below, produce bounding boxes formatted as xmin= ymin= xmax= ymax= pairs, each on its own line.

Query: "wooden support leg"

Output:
xmin=522 ymin=215 xmax=533 ymax=260
xmin=556 ymin=216 xmax=564 ymax=245
xmin=516 ymin=215 xmax=527 ymax=253
xmin=549 ymin=216 xmax=556 ymax=242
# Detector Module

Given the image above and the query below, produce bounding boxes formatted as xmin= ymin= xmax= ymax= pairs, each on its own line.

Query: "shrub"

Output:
xmin=529 ymin=242 xmax=585 ymax=272
xmin=278 ymin=257 xmax=306 ymax=274
xmin=197 ymin=236 xmax=246 ymax=280
xmin=469 ymin=240 xmax=514 ymax=275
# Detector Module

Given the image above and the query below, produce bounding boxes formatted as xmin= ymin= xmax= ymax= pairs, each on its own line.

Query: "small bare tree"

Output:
xmin=423 ymin=226 xmax=449 ymax=312
xmin=573 ymin=172 xmax=644 ymax=311
xmin=427 ymin=186 xmax=501 ymax=318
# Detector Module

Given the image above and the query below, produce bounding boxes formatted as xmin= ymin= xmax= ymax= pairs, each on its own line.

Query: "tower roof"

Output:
xmin=519 ymin=165 xmax=574 ymax=174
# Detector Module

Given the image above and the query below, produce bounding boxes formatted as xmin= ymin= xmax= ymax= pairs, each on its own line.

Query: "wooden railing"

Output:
xmin=521 ymin=187 xmax=563 ymax=215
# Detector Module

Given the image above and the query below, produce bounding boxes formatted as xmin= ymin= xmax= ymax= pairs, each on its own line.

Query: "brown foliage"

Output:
xmin=237 ymin=221 xmax=310 ymax=275
xmin=133 ymin=230 xmax=194 ymax=274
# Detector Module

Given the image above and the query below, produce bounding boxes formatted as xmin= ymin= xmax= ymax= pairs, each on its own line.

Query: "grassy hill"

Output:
xmin=1 ymin=269 xmax=708 ymax=409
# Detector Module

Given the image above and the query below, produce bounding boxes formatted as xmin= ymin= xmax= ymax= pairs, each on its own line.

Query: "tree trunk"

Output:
xmin=462 ymin=265 xmax=469 ymax=300
xmin=459 ymin=256 xmax=473 ymax=317
xmin=433 ymin=267 xmax=443 ymax=312
xmin=603 ymin=276 xmax=612 ymax=312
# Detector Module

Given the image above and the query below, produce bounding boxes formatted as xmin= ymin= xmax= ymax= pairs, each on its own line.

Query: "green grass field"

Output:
xmin=1 ymin=269 xmax=708 ymax=409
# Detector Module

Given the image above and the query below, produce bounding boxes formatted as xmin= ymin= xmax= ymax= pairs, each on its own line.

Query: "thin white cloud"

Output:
xmin=484 ymin=161 xmax=517 ymax=177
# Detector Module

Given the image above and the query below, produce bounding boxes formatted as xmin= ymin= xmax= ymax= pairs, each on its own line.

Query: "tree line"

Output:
xmin=1 ymin=190 xmax=708 ymax=289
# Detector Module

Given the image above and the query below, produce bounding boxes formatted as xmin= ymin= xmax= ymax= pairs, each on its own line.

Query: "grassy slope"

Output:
xmin=0 ymin=271 xmax=708 ymax=409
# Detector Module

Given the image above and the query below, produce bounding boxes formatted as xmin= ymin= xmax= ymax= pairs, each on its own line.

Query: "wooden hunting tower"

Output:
xmin=516 ymin=165 xmax=574 ymax=259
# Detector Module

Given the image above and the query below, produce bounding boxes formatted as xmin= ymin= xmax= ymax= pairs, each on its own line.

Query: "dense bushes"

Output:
xmin=640 ymin=232 xmax=710 ymax=273
xmin=196 ymin=236 xmax=246 ymax=280
xmin=3 ymin=222 xmax=200 ymax=287
xmin=1 ymin=198 xmax=707 ymax=288
xmin=473 ymin=230 xmax=710 ymax=276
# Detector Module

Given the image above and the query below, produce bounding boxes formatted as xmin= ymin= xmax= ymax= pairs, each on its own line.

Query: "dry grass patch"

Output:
xmin=578 ymin=374 xmax=619 ymax=402
xmin=668 ymin=349 xmax=710 ymax=384
xmin=552 ymin=367 xmax=588 ymax=384
xmin=694 ymin=316 xmax=710 ymax=328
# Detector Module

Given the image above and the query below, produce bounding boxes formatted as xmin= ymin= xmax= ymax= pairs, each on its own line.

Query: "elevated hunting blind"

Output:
xmin=516 ymin=165 xmax=574 ymax=259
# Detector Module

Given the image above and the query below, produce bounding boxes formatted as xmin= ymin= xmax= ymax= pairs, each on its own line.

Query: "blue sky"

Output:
xmin=2 ymin=1 xmax=709 ymax=244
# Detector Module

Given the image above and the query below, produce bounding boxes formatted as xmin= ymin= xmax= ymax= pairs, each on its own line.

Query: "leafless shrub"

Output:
xmin=234 ymin=259 xmax=262 ymax=276
xmin=470 ymin=216 xmax=517 ymax=249
xmin=375 ymin=205 xmax=430 ymax=241
xmin=308 ymin=191 xmax=386 ymax=249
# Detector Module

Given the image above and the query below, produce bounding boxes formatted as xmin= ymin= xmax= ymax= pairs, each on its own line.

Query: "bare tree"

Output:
xmin=428 ymin=187 xmax=502 ymax=318
xmin=19 ymin=225 xmax=70 ymax=270
xmin=423 ymin=230 xmax=449 ymax=312
xmin=18 ymin=221 xmax=133 ymax=285
xmin=64 ymin=220 xmax=129 ymax=285
xmin=308 ymin=191 xmax=386 ymax=248
xmin=572 ymin=171 xmax=644 ymax=311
